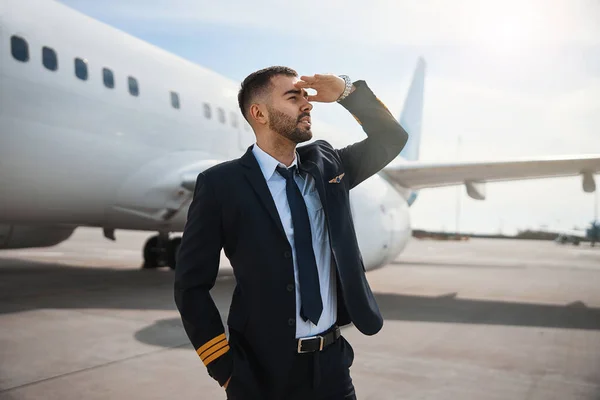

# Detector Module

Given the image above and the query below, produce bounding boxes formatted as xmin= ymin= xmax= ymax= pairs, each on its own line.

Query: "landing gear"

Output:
xmin=143 ymin=233 xmax=181 ymax=270
xmin=167 ymin=237 xmax=181 ymax=268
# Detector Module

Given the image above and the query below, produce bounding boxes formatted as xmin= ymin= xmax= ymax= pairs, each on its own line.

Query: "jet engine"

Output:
xmin=0 ymin=225 xmax=75 ymax=249
xmin=349 ymin=174 xmax=411 ymax=271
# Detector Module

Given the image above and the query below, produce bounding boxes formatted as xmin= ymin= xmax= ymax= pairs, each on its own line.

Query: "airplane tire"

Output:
xmin=142 ymin=235 xmax=161 ymax=269
xmin=167 ymin=237 xmax=181 ymax=270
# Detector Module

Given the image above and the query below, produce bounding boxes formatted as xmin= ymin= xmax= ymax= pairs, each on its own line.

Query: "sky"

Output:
xmin=60 ymin=0 xmax=600 ymax=235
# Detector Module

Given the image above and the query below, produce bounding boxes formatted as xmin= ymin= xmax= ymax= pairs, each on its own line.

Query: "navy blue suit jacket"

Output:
xmin=174 ymin=80 xmax=408 ymax=398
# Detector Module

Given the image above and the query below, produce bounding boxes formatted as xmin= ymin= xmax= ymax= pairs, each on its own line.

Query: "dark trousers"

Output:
xmin=282 ymin=334 xmax=357 ymax=400
xmin=226 ymin=329 xmax=357 ymax=400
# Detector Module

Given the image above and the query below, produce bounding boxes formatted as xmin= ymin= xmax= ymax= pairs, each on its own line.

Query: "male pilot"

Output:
xmin=175 ymin=67 xmax=408 ymax=399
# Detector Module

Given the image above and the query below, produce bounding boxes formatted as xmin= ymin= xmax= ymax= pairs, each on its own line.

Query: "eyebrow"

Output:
xmin=283 ymin=88 xmax=308 ymax=97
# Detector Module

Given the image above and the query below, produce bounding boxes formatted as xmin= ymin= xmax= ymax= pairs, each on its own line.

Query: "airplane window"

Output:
xmin=171 ymin=91 xmax=180 ymax=109
xmin=42 ymin=47 xmax=58 ymax=71
xmin=11 ymin=36 xmax=29 ymax=62
xmin=75 ymin=58 xmax=88 ymax=80
xmin=230 ymin=112 xmax=238 ymax=128
xmin=218 ymin=108 xmax=225 ymax=124
xmin=203 ymin=103 xmax=211 ymax=119
xmin=103 ymin=68 xmax=114 ymax=88
xmin=128 ymin=77 xmax=139 ymax=97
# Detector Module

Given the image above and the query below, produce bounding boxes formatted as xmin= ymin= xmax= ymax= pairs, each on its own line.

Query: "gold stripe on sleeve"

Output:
xmin=196 ymin=333 xmax=226 ymax=356
xmin=199 ymin=339 xmax=228 ymax=362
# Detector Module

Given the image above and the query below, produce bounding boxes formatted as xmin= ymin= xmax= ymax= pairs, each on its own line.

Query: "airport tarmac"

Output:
xmin=1 ymin=228 xmax=599 ymax=400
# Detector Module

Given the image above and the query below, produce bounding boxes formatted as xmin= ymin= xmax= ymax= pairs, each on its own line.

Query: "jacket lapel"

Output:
xmin=240 ymin=146 xmax=287 ymax=240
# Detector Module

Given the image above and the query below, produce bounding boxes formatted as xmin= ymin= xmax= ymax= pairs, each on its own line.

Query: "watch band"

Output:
xmin=336 ymin=75 xmax=353 ymax=102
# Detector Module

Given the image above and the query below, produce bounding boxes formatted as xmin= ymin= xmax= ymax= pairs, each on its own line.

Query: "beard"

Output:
xmin=267 ymin=105 xmax=312 ymax=144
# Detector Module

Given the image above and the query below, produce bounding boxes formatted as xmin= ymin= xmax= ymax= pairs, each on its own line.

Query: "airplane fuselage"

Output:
xmin=0 ymin=0 xmax=412 ymax=269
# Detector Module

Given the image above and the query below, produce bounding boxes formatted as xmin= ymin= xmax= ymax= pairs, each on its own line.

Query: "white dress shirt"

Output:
xmin=252 ymin=143 xmax=336 ymax=338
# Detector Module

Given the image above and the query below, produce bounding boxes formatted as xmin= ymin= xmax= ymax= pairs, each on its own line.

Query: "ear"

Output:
xmin=250 ymin=103 xmax=268 ymax=125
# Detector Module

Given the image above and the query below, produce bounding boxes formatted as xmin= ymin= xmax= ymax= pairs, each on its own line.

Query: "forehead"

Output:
xmin=270 ymin=75 xmax=301 ymax=94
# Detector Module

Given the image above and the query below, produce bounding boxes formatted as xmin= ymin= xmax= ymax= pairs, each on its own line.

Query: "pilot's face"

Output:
xmin=266 ymin=75 xmax=313 ymax=144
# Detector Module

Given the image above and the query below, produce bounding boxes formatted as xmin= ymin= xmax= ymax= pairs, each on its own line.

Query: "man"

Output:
xmin=174 ymin=66 xmax=408 ymax=399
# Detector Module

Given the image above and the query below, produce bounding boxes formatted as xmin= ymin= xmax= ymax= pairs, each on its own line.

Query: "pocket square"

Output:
xmin=328 ymin=173 xmax=345 ymax=184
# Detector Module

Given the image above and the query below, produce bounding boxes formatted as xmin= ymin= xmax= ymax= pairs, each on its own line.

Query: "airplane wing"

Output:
xmin=382 ymin=154 xmax=600 ymax=200
xmin=378 ymin=58 xmax=600 ymax=201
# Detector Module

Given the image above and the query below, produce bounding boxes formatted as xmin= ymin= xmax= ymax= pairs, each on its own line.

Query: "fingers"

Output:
xmin=295 ymin=74 xmax=331 ymax=89
xmin=294 ymin=80 xmax=310 ymax=88
xmin=300 ymin=75 xmax=318 ymax=83
xmin=295 ymin=74 xmax=332 ymax=102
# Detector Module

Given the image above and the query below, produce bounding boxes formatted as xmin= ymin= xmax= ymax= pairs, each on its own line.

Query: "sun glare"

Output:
xmin=478 ymin=15 xmax=540 ymax=55
xmin=466 ymin=1 xmax=562 ymax=57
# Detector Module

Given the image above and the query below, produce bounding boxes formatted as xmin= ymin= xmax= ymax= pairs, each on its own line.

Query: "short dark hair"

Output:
xmin=238 ymin=66 xmax=297 ymax=122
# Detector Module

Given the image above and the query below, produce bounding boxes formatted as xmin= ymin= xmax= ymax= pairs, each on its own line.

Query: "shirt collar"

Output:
xmin=252 ymin=143 xmax=300 ymax=181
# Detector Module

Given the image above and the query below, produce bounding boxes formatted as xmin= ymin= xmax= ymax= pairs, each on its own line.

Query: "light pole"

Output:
xmin=595 ymin=186 xmax=598 ymax=223
xmin=455 ymin=136 xmax=462 ymax=236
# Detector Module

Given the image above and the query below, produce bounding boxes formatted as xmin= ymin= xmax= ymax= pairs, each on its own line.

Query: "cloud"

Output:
xmin=551 ymin=78 xmax=600 ymax=113
xmin=344 ymin=72 xmax=594 ymax=172
xmin=61 ymin=0 xmax=600 ymax=47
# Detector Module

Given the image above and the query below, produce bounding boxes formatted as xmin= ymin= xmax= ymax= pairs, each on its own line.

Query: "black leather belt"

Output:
xmin=296 ymin=326 xmax=341 ymax=354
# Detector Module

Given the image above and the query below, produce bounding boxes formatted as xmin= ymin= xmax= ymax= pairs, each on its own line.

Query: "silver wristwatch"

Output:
xmin=336 ymin=75 xmax=353 ymax=102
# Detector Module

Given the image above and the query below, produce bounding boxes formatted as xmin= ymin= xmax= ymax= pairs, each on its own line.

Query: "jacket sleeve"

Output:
xmin=335 ymin=80 xmax=409 ymax=190
xmin=174 ymin=171 xmax=232 ymax=387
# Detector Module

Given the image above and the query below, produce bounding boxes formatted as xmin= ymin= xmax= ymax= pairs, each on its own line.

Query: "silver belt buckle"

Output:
xmin=297 ymin=335 xmax=324 ymax=353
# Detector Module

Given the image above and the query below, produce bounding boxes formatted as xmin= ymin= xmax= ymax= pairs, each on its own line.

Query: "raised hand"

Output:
xmin=294 ymin=74 xmax=353 ymax=103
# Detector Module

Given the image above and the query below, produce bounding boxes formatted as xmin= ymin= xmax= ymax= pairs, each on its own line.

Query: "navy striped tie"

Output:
xmin=276 ymin=165 xmax=323 ymax=325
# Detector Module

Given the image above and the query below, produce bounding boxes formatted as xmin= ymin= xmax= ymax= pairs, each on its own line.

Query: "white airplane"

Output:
xmin=1 ymin=0 xmax=600 ymax=271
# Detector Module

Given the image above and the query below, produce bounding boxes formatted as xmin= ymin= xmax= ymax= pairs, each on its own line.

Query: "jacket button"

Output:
xmin=288 ymin=318 xmax=295 ymax=326
xmin=284 ymin=251 xmax=292 ymax=259
xmin=286 ymin=284 xmax=294 ymax=292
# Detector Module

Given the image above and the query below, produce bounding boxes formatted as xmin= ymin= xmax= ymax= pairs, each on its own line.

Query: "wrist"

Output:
xmin=336 ymin=75 xmax=354 ymax=102
xmin=223 ymin=376 xmax=231 ymax=389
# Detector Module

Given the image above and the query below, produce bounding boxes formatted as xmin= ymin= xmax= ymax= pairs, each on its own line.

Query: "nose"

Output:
xmin=301 ymin=100 xmax=313 ymax=112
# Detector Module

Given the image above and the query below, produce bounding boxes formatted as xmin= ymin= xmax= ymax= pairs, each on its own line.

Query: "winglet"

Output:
xmin=399 ymin=57 xmax=426 ymax=162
